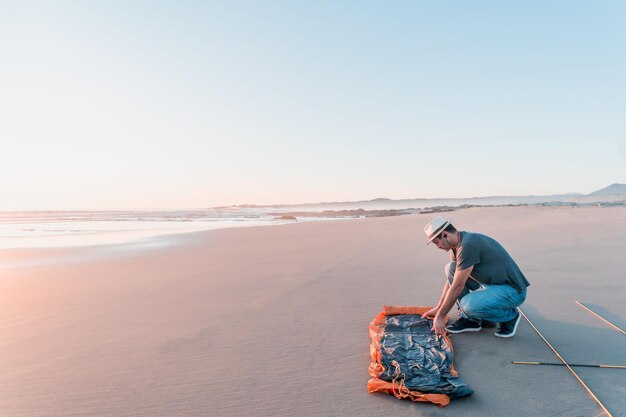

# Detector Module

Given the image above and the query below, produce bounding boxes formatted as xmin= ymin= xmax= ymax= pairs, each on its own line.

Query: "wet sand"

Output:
xmin=0 ymin=206 xmax=624 ymax=417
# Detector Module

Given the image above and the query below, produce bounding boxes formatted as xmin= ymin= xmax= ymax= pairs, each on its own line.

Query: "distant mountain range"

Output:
xmin=588 ymin=183 xmax=626 ymax=195
xmin=216 ymin=183 xmax=626 ymax=211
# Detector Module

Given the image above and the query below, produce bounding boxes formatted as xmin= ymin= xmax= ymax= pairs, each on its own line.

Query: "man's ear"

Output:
xmin=440 ymin=232 xmax=447 ymax=240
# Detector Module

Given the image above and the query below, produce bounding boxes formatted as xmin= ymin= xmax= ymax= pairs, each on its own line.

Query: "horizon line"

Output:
xmin=2 ymin=187 xmax=624 ymax=212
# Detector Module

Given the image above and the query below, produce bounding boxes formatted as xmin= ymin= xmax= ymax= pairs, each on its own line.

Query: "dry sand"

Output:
xmin=0 ymin=206 xmax=624 ymax=417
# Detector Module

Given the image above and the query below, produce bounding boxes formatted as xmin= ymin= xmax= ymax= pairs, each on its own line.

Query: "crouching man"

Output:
xmin=421 ymin=216 xmax=530 ymax=338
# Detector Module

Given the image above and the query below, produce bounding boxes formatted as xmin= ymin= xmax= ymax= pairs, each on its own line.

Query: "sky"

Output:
xmin=0 ymin=1 xmax=624 ymax=210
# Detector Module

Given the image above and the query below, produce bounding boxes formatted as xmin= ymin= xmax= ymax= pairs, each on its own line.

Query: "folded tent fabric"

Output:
xmin=367 ymin=306 xmax=473 ymax=406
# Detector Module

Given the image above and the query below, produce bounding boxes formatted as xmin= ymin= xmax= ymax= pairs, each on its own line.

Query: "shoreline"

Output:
xmin=2 ymin=204 xmax=624 ymax=270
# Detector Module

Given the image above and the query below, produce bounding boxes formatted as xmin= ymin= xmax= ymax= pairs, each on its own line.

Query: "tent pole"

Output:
xmin=519 ymin=308 xmax=614 ymax=417
xmin=575 ymin=301 xmax=626 ymax=335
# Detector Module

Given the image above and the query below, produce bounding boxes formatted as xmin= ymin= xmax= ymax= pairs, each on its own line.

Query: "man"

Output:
xmin=421 ymin=216 xmax=529 ymax=338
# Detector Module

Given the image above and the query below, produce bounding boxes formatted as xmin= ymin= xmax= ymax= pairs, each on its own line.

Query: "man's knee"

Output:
xmin=459 ymin=295 xmax=485 ymax=318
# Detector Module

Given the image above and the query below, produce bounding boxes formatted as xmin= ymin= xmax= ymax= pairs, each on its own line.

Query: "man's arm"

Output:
xmin=431 ymin=265 xmax=474 ymax=335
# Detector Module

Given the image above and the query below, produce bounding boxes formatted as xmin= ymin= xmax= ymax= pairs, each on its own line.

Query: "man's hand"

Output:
xmin=421 ymin=307 xmax=439 ymax=319
xmin=432 ymin=314 xmax=446 ymax=336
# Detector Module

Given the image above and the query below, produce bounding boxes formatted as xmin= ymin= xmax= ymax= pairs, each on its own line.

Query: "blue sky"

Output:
xmin=0 ymin=1 xmax=624 ymax=209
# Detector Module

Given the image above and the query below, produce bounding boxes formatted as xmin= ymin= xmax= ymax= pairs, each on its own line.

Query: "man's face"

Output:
xmin=431 ymin=233 xmax=452 ymax=251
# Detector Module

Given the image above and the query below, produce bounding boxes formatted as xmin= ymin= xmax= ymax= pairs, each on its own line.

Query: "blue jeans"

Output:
xmin=445 ymin=262 xmax=526 ymax=323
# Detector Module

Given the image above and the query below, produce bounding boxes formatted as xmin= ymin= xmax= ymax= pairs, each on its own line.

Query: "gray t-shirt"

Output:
xmin=451 ymin=231 xmax=530 ymax=292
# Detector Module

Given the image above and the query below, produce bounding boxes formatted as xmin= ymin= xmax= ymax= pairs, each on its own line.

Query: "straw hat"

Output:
xmin=424 ymin=216 xmax=451 ymax=244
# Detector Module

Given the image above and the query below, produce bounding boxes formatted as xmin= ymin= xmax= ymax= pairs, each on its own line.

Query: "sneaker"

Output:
xmin=495 ymin=311 xmax=521 ymax=338
xmin=445 ymin=318 xmax=482 ymax=333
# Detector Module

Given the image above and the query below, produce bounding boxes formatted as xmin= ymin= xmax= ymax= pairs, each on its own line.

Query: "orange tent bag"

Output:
xmin=367 ymin=306 xmax=472 ymax=406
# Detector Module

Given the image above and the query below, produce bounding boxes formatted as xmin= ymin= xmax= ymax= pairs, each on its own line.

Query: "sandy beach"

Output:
xmin=1 ymin=206 xmax=624 ymax=417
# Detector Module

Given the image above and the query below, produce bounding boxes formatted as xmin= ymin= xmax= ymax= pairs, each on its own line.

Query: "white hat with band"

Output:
xmin=424 ymin=216 xmax=451 ymax=244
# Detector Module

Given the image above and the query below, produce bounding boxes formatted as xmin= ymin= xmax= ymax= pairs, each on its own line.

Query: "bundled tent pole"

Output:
xmin=519 ymin=308 xmax=614 ymax=417
xmin=575 ymin=301 xmax=626 ymax=335
xmin=513 ymin=361 xmax=626 ymax=369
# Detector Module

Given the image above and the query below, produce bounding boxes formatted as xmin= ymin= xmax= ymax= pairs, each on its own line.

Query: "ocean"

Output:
xmin=0 ymin=208 xmax=330 ymax=250
xmin=2 ymin=194 xmax=622 ymax=250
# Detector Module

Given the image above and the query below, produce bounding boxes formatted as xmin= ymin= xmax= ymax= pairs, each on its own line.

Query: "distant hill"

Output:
xmin=588 ymin=183 xmax=626 ymax=195
xmin=215 ymin=185 xmax=625 ymax=211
